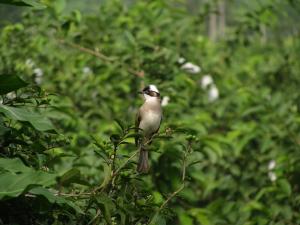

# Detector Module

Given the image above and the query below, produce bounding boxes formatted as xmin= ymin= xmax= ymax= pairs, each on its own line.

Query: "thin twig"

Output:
xmin=158 ymin=150 xmax=187 ymax=211
xmin=148 ymin=142 xmax=190 ymax=225
xmin=25 ymin=192 xmax=93 ymax=198
xmin=57 ymin=39 xmax=145 ymax=78
xmin=112 ymin=150 xmax=139 ymax=177
xmin=87 ymin=209 xmax=101 ymax=225
xmin=57 ymin=39 xmax=114 ymax=62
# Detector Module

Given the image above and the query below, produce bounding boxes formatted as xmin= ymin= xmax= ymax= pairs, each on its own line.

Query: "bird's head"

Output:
xmin=139 ymin=84 xmax=160 ymax=101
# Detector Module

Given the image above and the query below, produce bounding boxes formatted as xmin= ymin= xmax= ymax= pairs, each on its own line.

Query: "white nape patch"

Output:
xmin=149 ymin=84 xmax=159 ymax=93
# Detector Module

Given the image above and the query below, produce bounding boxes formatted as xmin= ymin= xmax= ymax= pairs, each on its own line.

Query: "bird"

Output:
xmin=135 ymin=84 xmax=162 ymax=173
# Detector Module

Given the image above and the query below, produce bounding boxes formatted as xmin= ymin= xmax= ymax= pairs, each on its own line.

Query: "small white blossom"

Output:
xmin=268 ymin=160 xmax=276 ymax=170
xmin=201 ymin=75 xmax=214 ymax=90
xmin=35 ymin=77 xmax=42 ymax=85
xmin=268 ymin=171 xmax=277 ymax=182
xmin=161 ymin=96 xmax=170 ymax=107
xmin=177 ymin=57 xmax=186 ymax=64
xmin=181 ymin=62 xmax=201 ymax=74
xmin=33 ymin=68 xmax=43 ymax=85
xmin=208 ymin=84 xmax=219 ymax=102
xmin=6 ymin=92 xmax=16 ymax=100
xmin=83 ymin=67 xmax=92 ymax=74
xmin=33 ymin=68 xmax=43 ymax=77
xmin=25 ymin=58 xmax=35 ymax=68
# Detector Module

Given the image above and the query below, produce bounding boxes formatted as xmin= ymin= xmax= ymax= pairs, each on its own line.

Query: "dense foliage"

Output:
xmin=0 ymin=0 xmax=300 ymax=224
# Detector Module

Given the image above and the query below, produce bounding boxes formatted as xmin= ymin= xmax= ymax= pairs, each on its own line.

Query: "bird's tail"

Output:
xmin=137 ymin=147 xmax=149 ymax=173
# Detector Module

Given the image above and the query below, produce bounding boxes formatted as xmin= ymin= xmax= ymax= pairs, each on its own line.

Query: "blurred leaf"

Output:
xmin=0 ymin=157 xmax=31 ymax=173
xmin=278 ymin=179 xmax=292 ymax=196
xmin=0 ymin=105 xmax=55 ymax=131
xmin=29 ymin=187 xmax=84 ymax=214
xmin=0 ymin=171 xmax=57 ymax=199
xmin=0 ymin=75 xmax=27 ymax=95
xmin=96 ymin=193 xmax=115 ymax=225
xmin=114 ymin=118 xmax=125 ymax=131
xmin=59 ymin=168 xmax=81 ymax=186
xmin=0 ymin=0 xmax=46 ymax=8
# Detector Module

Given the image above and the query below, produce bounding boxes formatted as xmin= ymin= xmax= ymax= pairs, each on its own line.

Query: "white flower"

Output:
xmin=83 ymin=67 xmax=92 ymax=74
xmin=208 ymin=84 xmax=219 ymax=102
xmin=181 ymin=62 xmax=201 ymax=74
xmin=268 ymin=171 xmax=277 ymax=182
xmin=161 ymin=96 xmax=170 ymax=107
xmin=35 ymin=77 xmax=42 ymax=85
xmin=33 ymin=68 xmax=43 ymax=77
xmin=33 ymin=68 xmax=43 ymax=85
xmin=177 ymin=57 xmax=186 ymax=64
xmin=201 ymin=75 xmax=214 ymax=90
xmin=25 ymin=58 xmax=35 ymax=68
xmin=268 ymin=160 xmax=276 ymax=170
xmin=6 ymin=92 xmax=16 ymax=100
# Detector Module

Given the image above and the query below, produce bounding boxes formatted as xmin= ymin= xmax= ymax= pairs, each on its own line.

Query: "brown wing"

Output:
xmin=135 ymin=109 xmax=142 ymax=146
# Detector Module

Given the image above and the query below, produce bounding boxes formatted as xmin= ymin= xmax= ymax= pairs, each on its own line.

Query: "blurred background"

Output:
xmin=0 ymin=0 xmax=300 ymax=224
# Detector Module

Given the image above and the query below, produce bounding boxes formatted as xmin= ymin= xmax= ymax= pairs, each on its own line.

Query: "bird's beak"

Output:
xmin=138 ymin=91 xmax=143 ymax=94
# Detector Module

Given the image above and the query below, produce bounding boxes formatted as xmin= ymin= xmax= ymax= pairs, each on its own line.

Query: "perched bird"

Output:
xmin=136 ymin=85 xmax=162 ymax=173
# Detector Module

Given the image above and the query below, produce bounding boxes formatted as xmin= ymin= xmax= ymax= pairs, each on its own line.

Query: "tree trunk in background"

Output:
xmin=209 ymin=10 xmax=217 ymax=41
xmin=218 ymin=0 xmax=226 ymax=38
xmin=209 ymin=0 xmax=226 ymax=41
xmin=260 ymin=24 xmax=267 ymax=44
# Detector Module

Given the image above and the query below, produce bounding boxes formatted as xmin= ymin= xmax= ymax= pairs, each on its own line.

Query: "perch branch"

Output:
xmin=112 ymin=150 xmax=139 ymax=177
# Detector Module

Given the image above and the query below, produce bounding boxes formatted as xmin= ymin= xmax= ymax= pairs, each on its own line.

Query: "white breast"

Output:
xmin=139 ymin=111 xmax=161 ymax=137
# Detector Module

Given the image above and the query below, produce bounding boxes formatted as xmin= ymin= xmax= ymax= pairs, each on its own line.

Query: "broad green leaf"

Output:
xmin=0 ymin=105 xmax=55 ymax=131
xmin=0 ymin=171 xmax=57 ymax=199
xmin=0 ymin=0 xmax=30 ymax=6
xmin=0 ymin=157 xmax=32 ymax=173
xmin=0 ymin=0 xmax=46 ymax=8
xmin=0 ymin=75 xmax=27 ymax=95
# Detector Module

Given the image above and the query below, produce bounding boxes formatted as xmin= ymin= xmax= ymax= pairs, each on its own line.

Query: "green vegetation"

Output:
xmin=0 ymin=0 xmax=300 ymax=224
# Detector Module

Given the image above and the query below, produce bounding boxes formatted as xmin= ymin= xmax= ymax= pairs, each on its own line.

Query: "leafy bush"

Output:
xmin=0 ymin=0 xmax=300 ymax=224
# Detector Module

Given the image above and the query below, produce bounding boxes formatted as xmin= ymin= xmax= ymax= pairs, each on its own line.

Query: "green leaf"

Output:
xmin=0 ymin=0 xmax=30 ymax=6
xmin=99 ymin=164 xmax=112 ymax=189
xmin=0 ymin=117 xmax=9 ymax=136
xmin=22 ymin=0 xmax=46 ymax=9
xmin=0 ymin=0 xmax=46 ymax=8
xmin=114 ymin=118 xmax=125 ymax=131
xmin=0 ymin=157 xmax=31 ymax=173
xmin=278 ymin=179 xmax=292 ymax=196
xmin=0 ymin=171 xmax=57 ymax=200
xmin=29 ymin=187 xmax=84 ymax=214
xmin=96 ymin=193 xmax=116 ymax=225
xmin=149 ymin=213 xmax=166 ymax=225
xmin=0 ymin=105 xmax=55 ymax=131
xmin=0 ymin=75 xmax=27 ymax=95
xmin=59 ymin=168 xmax=81 ymax=186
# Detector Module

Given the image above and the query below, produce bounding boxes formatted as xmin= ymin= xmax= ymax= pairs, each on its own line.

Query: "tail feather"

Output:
xmin=137 ymin=147 xmax=149 ymax=173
